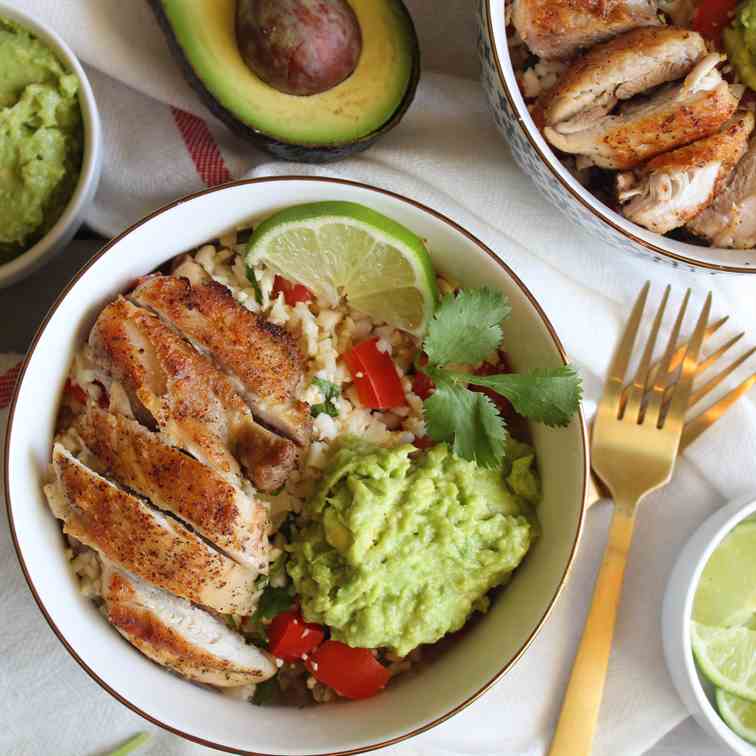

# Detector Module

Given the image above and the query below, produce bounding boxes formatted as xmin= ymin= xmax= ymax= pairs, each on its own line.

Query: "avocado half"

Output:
xmin=150 ymin=0 xmax=420 ymax=163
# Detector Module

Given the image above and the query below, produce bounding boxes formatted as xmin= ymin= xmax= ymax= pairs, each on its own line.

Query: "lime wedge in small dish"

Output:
xmin=246 ymin=201 xmax=437 ymax=336
xmin=716 ymin=689 xmax=756 ymax=745
xmin=693 ymin=520 xmax=756 ymax=628
xmin=691 ymin=622 xmax=756 ymax=701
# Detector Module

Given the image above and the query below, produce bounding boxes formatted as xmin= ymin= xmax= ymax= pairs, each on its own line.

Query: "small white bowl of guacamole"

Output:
xmin=0 ymin=3 xmax=102 ymax=288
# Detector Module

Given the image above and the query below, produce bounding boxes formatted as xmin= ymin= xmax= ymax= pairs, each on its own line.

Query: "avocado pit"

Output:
xmin=236 ymin=0 xmax=362 ymax=96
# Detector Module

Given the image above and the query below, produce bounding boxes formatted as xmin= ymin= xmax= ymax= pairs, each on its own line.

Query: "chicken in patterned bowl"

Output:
xmin=478 ymin=0 xmax=756 ymax=274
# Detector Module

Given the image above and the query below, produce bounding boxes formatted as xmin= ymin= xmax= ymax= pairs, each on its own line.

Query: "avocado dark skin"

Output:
xmin=148 ymin=0 xmax=420 ymax=164
xmin=236 ymin=0 xmax=362 ymax=96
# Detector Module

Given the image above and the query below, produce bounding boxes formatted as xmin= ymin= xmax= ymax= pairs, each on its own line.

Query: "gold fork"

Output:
xmin=585 ymin=312 xmax=756 ymax=507
xmin=548 ymin=284 xmax=711 ymax=756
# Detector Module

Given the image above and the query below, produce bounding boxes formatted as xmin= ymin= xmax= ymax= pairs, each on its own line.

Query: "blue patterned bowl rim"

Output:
xmin=483 ymin=0 xmax=756 ymax=275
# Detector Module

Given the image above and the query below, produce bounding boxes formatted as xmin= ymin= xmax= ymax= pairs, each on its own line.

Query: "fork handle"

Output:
xmin=547 ymin=501 xmax=637 ymax=756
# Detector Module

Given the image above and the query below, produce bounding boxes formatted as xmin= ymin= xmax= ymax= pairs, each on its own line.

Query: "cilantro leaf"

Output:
xmin=424 ymin=375 xmax=507 ymax=468
xmin=254 ymin=586 xmax=294 ymax=624
xmin=463 ymin=365 xmax=583 ymax=427
xmin=252 ymin=677 xmax=280 ymax=706
xmin=245 ymin=585 xmax=294 ymax=645
xmin=310 ymin=377 xmax=340 ymax=418
xmin=423 ymin=287 xmax=511 ymax=368
xmin=245 ymin=265 xmax=263 ymax=305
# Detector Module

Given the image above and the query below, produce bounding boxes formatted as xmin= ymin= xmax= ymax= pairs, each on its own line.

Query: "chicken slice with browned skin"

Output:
xmin=101 ymin=562 xmax=276 ymax=687
xmin=130 ymin=271 xmax=311 ymax=446
xmin=541 ymin=27 xmax=706 ymax=126
xmin=687 ymin=134 xmax=756 ymax=248
xmin=74 ymin=406 xmax=270 ymax=572
xmin=45 ymin=445 xmax=259 ymax=614
xmin=544 ymin=54 xmax=740 ymax=170
xmin=617 ymin=112 xmax=755 ymax=234
xmin=511 ymin=0 xmax=659 ymax=60
xmin=88 ymin=298 xmax=297 ymax=492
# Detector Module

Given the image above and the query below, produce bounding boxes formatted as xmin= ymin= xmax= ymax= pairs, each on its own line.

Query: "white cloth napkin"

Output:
xmin=1 ymin=1 xmax=756 ymax=755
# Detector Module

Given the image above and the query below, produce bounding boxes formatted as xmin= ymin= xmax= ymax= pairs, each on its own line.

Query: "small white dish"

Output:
xmin=0 ymin=3 xmax=102 ymax=288
xmin=662 ymin=495 xmax=756 ymax=756
xmin=5 ymin=177 xmax=588 ymax=755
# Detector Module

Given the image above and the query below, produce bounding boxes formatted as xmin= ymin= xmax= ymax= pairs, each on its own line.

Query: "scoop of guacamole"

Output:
xmin=0 ymin=18 xmax=83 ymax=263
xmin=725 ymin=2 xmax=756 ymax=92
xmin=287 ymin=438 xmax=539 ymax=656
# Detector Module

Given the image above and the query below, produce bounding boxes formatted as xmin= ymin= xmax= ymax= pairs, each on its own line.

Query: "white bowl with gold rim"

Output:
xmin=5 ymin=177 xmax=588 ymax=755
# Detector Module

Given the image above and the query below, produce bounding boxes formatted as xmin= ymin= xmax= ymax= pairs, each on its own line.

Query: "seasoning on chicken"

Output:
xmin=687 ymin=133 xmax=756 ymax=248
xmin=541 ymin=27 xmax=707 ymax=126
xmin=45 ymin=444 xmax=259 ymax=614
xmin=616 ymin=112 xmax=754 ymax=234
xmin=130 ymin=271 xmax=311 ymax=446
xmin=74 ymin=406 xmax=271 ymax=572
xmin=544 ymin=54 xmax=740 ymax=169
xmin=101 ymin=562 xmax=276 ymax=687
xmin=88 ymin=297 xmax=297 ymax=492
xmin=511 ymin=0 xmax=660 ymax=60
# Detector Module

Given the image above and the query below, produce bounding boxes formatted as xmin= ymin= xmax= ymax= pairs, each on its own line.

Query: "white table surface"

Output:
xmin=1 ymin=239 xmax=729 ymax=756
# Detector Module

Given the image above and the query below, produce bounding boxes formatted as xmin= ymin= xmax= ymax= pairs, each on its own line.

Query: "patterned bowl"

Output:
xmin=477 ymin=0 xmax=756 ymax=275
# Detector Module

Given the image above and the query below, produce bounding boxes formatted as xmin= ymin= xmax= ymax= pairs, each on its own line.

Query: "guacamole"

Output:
xmin=725 ymin=1 xmax=756 ymax=92
xmin=287 ymin=438 xmax=539 ymax=656
xmin=0 ymin=18 xmax=83 ymax=263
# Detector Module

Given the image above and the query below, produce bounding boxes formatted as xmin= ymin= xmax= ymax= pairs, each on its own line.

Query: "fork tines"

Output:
xmin=618 ymin=283 xmax=754 ymax=449
xmin=610 ymin=283 xmax=711 ymax=431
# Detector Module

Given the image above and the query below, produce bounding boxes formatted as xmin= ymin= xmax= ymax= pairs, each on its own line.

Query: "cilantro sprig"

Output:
xmin=419 ymin=288 xmax=582 ymax=468
xmin=310 ymin=377 xmax=340 ymax=418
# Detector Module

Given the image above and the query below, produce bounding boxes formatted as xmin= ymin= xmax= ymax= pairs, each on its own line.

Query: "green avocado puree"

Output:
xmin=287 ymin=438 xmax=539 ymax=656
xmin=725 ymin=1 xmax=756 ymax=91
xmin=0 ymin=17 xmax=83 ymax=263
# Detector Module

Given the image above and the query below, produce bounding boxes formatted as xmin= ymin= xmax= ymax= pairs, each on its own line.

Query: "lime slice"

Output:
xmin=246 ymin=202 xmax=438 ymax=336
xmin=693 ymin=521 xmax=756 ymax=628
xmin=692 ymin=622 xmax=756 ymax=701
xmin=716 ymin=689 xmax=756 ymax=745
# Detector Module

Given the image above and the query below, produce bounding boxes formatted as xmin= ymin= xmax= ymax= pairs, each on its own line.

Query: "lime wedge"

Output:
xmin=692 ymin=622 xmax=756 ymax=701
xmin=246 ymin=202 xmax=438 ymax=336
xmin=693 ymin=521 xmax=756 ymax=628
xmin=716 ymin=689 xmax=756 ymax=745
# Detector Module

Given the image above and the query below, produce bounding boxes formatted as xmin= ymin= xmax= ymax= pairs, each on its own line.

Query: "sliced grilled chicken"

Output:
xmin=511 ymin=0 xmax=659 ymax=60
xmin=74 ymin=406 xmax=270 ymax=572
xmin=541 ymin=27 xmax=706 ymax=126
xmin=616 ymin=113 xmax=754 ymax=234
xmin=101 ymin=562 xmax=275 ymax=687
xmin=544 ymin=54 xmax=740 ymax=169
xmin=130 ymin=272 xmax=311 ymax=446
xmin=88 ymin=298 xmax=297 ymax=492
xmin=46 ymin=444 xmax=258 ymax=614
xmin=687 ymin=135 xmax=756 ymax=248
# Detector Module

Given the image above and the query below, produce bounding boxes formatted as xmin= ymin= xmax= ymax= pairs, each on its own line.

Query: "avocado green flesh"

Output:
xmin=0 ymin=17 xmax=83 ymax=263
xmin=158 ymin=0 xmax=415 ymax=146
xmin=725 ymin=2 xmax=756 ymax=92
xmin=287 ymin=438 xmax=539 ymax=656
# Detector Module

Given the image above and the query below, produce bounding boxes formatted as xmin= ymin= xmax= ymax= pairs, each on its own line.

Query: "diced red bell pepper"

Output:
xmin=272 ymin=275 xmax=313 ymax=306
xmin=307 ymin=641 xmax=390 ymax=700
xmin=470 ymin=353 xmax=514 ymax=418
xmin=412 ymin=435 xmax=435 ymax=450
xmin=411 ymin=370 xmax=435 ymax=400
xmin=692 ymin=0 xmax=739 ymax=40
xmin=343 ymin=337 xmax=407 ymax=409
xmin=267 ymin=610 xmax=325 ymax=662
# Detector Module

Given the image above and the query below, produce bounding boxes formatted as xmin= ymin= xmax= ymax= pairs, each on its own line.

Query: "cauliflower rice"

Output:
xmin=63 ymin=227 xmax=452 ymax=704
